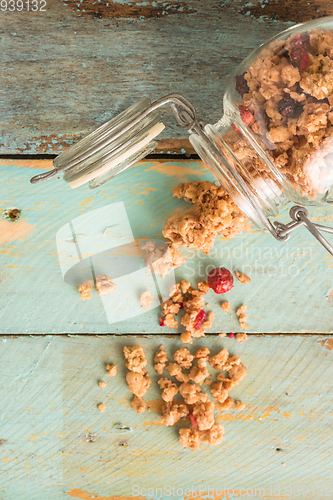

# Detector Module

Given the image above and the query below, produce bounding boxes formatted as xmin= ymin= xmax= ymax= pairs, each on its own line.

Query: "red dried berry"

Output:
xmin=189 ymin=412 xmax=198 ymax=429
xmin=235 ymin=73 xmax=249 ymax=97
xmin=277 ymin=97 xmax=297 ymax=117
xmin=289 ymin=32 xmax=310 ymax=72
xmin=159 ymin=317 xmax=165 ymax=327
xmin=300 ymin=52 xmax=309 ymax=72
xmin=207 ymin=267 xmax=234 ymax=294
xmin=239 ymin=105 xmax=255 ymax=127
xmin=229 ymin=333 xmax=235 ymax=338
xmin=194 ymin=310 xmax=207 ymax=330
xmin=232 ymin=123 xmax=241 ymax=135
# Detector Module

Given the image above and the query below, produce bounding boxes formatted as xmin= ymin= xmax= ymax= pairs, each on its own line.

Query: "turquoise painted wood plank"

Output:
xmin=1 ymin=159 xmax=333 ymax=334
xmin=0 ymin=335 xmax=332 ymax=499
xmin=0 ymin=0 xmax=330 ymax=154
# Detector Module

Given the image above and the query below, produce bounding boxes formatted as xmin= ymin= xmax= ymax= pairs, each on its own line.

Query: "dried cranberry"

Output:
xmin=229 ymin=333 xmax=235 ymax=338
xmin=194 ymin=310 xmax=207 ymax=330
xmin=208 ymin=267 xmax=234 ymax=294
xmin=159 ymin=317 xmax=165 ymax=327
xmin=236 ymin=73 xmax=249 ymax=97
xmin=289 ymin=32 xmax=310 ymax=72
xmin=239 ymin=105 xmax=255 ymax=127
xmin=189 ymin=412 xmax=198 ymax=428
xmin=232 ymin=123 xmax=241 ymax=135
xmin=277 ymin=97 xmax=297 ymax=117
xmin=178 ymin=302 xmax=184 ymax=309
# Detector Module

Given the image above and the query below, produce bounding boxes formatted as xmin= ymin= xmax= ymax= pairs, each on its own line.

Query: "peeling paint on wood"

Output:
xmin=241 ymin=0 xmax=333 ymax=23
xmin=63 ymin=0 xmax=194 ymax=19
xmin=1 ymin=158 xmax=333 ymax=334
xmin=0 ymin=0 xmax=313 ymax=155
xmin=0 ymin=335 xmax=332 ymax=499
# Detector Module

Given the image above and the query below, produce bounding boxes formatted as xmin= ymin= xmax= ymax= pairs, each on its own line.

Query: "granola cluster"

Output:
xmin=124 ymin=346 xmax=151 ymax=411
xmin=163 ymin=181 xmax=248 ymax=255
xmin=159 ymin=280 xmax=214 ymax=344
xmin=154 ymin=344 xmax=246 ymax=450
xmin=233 ymin=29 xmax=333 ymax=198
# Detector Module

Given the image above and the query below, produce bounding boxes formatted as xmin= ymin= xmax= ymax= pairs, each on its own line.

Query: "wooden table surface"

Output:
xmin=1 ymin=1 xmax=333 ymax=499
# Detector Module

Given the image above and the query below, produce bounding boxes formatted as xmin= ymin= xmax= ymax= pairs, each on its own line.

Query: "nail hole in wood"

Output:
xmin=4 ymin=208 xmax=21 ymax=221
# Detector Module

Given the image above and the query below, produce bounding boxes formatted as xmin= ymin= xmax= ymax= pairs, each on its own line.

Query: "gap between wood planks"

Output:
xmin=0 ymin=153 xmax=200 ymax=160
xmin=0 ymin=333 xmax=332 ymax=338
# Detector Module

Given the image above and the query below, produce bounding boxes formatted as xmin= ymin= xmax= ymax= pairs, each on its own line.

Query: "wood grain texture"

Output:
xmin=1 ymin=0 xmax=332 ymax=154
xmin=0 ymin=334 xmax=332 ymax=500
xmin=1 ymin=159 xmax=333 ymax=334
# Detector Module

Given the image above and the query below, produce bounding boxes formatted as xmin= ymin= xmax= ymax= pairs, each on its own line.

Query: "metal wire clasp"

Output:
xmin=273 ymin=206 xmax=333 ymax=255
xmin=29 ymin=93 xmax=333 ymax=255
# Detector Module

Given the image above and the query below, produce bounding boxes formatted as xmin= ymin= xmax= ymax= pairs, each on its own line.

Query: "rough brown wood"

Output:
xmin=1 ymin=0 xmax=331 ymax=155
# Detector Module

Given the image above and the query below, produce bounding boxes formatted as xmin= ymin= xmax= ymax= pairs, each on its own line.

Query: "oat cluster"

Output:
xmin=121 ymin=342 xmax=246 ymax=450
xmin=160 ymin=280 xmax=214 ymax=344
xmin=162 ymin=181 xmax=248 ymax=256
xmin=234 ymin=29 xmax=333 ymax=198
xmin=123 ymin=346 xmax=151 ymax=413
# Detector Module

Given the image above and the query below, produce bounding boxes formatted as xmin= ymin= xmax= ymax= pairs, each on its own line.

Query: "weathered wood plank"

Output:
xmin=0 ymin=335 xmax=332 ymax=500
xmin=1 ymin=159 xmax=333 ymax=334
xmin=1 ymin=0 xmax=331 ymax=154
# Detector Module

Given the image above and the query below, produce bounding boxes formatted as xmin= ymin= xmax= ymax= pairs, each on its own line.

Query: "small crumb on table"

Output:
xmin=140 ymin=291 xmax=153 ymax=311
xmin=235 ymin=271 xmax=251 ymax=284
xmin=106 ymin=364 xmax=117 ymax=377
xmin=99 ymin=381 xmax=107 ymax=389
xmin=98 ymin=403 xmax=106 ymax=413
xmin=78 ymin=280 xmax=94 ymax=300
xmin=96 ymin=275 xmax=116 ymax=296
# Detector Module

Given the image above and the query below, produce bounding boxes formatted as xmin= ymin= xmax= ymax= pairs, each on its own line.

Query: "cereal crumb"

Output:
xmin=99 ymin=381 xmax=107 ymax=389
xmin=106 ymin=364 xmax=117 ymax=377
xmin=199 ymin=423 xmax=224 ymax=446
xmin=158 ymin=378 xmax=179 ymax=402
xmin=217 ymin=397 xmax=234 ymax=410
xmin=180 ymin=331 xmax=193 ymax=344
xmin=198 ymin=281 xmax=210 ymax=293
xmin=238 ymin=313 xmax=248 ymax=323
xmin=173 ymin=348 xmax=194 ymax=369
xmin=194 ymin=347 xmax=210 ymax=359
xmin=234 ymin=400 xmax=246 ymax=411
xmin=180 ymin=279 xmax=191 ymax=294
xmin=131 ymin=395 xmax=147 ymax=413
xmin=236 ymin=333 xmax=248 ymax=342
xmin=210 ymin=382 xmax=229 ymax=403
xmin=229 ymin=363 xmax=247 ymax=384
xmin=179 ymin=382 xmax=207 ymax=404
xmin=235 ymin=271 xmax=251 ymax=284
xmin=236 ymin=305 xmax=247 ymax=316
xmin=192 ymin=401 xmax=215 ymax=430
xmin=154 ymin=345 xmax=167 ymax=374
xmin=78 ymin=280 xmax=94 ymax=300
xmin=126 ymin=372 xmax=151 ymax=397
xmin=140 ymin=291 xmax=153 ymax=311
xmin=221 ymin=301 xmax=231 ymax=312
xmin=188 ymin=359 xmax=209 ymax=385
xmin=123 ymin=346 xmax=147 ymax=373
xmin=96 ymin=275 xmax=116 ymax=296
xmin=241 ymin=323 xmax=249 ymax=330
xmin=204 ymin=379 xmax=213 ymax=385
xmin=179 ymin=427 xmax=200 ymax=450
xmin=98 ymin=403 xmax=106 ymax=413
xmin=218 ymin=333 xmax=227 ymax=337
xmin=163 ymin=313 xmax=178 ymax=329
xmin=208 ymin=348 xmax=229 ymax=370
xmin=166 ymin=363 xmax=188 ymax=383
xmin=161 ymin=402 xmax=189 ymax=426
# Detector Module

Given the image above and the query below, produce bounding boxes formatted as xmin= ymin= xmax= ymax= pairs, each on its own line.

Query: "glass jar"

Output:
xmin=31 ymin=17 xmax=333 ymax=253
